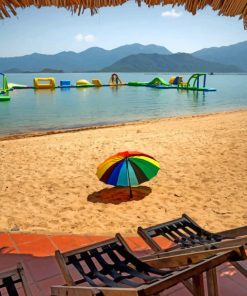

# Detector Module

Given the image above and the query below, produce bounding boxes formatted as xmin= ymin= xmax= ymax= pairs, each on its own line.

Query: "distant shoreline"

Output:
xmin=1 ymin=108 xmax=246 ymax=142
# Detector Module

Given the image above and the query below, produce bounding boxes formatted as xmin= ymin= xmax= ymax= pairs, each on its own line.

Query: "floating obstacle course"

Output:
xmin=0 ymin=72 xmax=216 ymax=102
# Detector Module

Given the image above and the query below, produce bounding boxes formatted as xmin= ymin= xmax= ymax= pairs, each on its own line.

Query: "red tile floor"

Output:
xmin=0 ymin=232 xmax=246 ymax=295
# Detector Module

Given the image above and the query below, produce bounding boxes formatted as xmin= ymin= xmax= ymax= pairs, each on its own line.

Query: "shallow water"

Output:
xmin=0 ymin=73 xmax=246 ymax=135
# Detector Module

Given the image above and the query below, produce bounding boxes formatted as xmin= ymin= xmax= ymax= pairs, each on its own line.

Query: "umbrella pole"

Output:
xmin=126 ymin=159 xmax=133 ymax=199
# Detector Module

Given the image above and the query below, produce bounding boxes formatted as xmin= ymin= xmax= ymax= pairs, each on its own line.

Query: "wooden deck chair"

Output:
xmin=0 ymin=263 xmax=32 ymax=296
xmin=137 ymin=214 xmax=247 ymax=277
xmin=51 ymin=235 xmax=246 ymax=296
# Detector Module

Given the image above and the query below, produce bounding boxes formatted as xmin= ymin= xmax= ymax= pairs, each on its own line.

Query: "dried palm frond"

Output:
xmin=0 ymin=0 xmax=246 ymax=29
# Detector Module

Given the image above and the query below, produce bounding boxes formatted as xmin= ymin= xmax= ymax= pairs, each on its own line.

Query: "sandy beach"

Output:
xmin=0 ymin=110 xmax=246 ymax=235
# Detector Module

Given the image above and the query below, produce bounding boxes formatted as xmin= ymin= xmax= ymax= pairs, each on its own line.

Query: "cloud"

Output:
xmin=161 ymin=9 xmax=182 ymax=18
xmin=75 ymin=34 xmax=84 ymax=42
xmin=74 ymin=34 xmax=96 ymax=43
xmin=84 ymin=34 xmax=96 ymax=42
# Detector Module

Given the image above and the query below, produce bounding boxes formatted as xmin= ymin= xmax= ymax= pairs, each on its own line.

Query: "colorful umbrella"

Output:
xmin=96 ymin=151 xmax=160 ymax=198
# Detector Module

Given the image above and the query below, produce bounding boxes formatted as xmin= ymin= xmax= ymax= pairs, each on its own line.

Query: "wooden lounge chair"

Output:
xmin=137 ymin=213 xmax=247 ymax=277
xmin=0 ymin=263 xmax=32 ymax=296
xmin=51 ymin=235 xmax=246 ymax=296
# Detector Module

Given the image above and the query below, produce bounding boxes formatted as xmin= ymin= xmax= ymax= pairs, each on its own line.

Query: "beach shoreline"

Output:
xmin=0 ymin=109 xmax=246 ymax=236
xmin=0 ymin=108 xmax=247 ymax=142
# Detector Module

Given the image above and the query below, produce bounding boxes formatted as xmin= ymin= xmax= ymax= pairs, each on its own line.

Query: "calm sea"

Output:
xmin=0 ymin=73 xmax=246 ymax=136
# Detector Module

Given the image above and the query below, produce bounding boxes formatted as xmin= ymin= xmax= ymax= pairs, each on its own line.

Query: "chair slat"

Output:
xmin=58 ymin=237 xmax=172 ymax=290
xmin=0 ymin=264 xmax=31 ymax=296
xmin=3 ymin=277 xmax=19 ymax=296
xmin=92 ymin=251 xmax=141 ymax=287
xmin=140 ymin=214 xmax=225 ymax=249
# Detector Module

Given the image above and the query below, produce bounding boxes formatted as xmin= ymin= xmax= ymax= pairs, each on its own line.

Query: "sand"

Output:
xmin=0 ymin=110 xmax=247 ymax=236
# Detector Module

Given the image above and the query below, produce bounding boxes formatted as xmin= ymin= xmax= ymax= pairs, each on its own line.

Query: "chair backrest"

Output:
xmin=53 ymin=238 xmax=246 ymax=296
xmin=138 ymin=214 xmax=223 ymax=252
xmin=55 ymin=236 xmax=171 ymax=288
xmin=0 ymin=263 xmax=32 ymax=296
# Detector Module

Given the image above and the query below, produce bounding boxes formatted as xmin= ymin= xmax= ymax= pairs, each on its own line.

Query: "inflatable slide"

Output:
xmin=128 ymin=77 xmax=171 ymax=87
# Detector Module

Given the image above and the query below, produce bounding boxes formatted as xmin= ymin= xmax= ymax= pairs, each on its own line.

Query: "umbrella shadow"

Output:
xmin=87 ymin=186 xmax=152 ymax=204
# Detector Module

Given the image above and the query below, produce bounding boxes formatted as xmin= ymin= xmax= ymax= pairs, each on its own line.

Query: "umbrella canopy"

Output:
xmin=0 ymin=0 xmax=247 ymax=28
xmin=96 ymin=151 xmax=160 ymax=191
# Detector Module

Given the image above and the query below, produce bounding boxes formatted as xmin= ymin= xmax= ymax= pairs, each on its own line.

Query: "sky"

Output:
xmin=0 ymin=2 xmax=246 ymax=57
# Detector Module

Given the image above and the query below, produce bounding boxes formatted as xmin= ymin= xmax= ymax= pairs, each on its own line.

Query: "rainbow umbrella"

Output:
xmin=96 ymin=151 xmax=160 ymax=199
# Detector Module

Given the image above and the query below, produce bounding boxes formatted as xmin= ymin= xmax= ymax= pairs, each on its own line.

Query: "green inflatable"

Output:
xmin=128 ymin=74 xmax=216 ymax=92
xmin=128 ymin=77 xmax=170 ymax=87
xmin=0 ymin=73 xmax=11 ymax=101
xmin=148 ymin=77 xmax=171 ymax=86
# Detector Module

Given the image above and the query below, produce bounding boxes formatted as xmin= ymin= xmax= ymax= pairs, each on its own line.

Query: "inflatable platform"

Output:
xmin=128 ymin=77 xmax=172 ymax=87
xmin=128 ymin=74 xmax=216 ymax=92
xmin=34 ymin=77 xmax=56 ymax=89
xmin=8 ymin=83 xmax=29 ymax=89
xmin=76 ymin=79 xmax=95 ymax=87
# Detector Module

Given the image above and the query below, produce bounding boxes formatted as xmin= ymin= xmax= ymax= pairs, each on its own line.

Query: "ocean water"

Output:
xmin=0 ymin=73 xmax=246 ymax=135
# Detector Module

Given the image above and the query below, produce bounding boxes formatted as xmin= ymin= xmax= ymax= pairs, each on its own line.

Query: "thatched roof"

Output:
xmin=0 ymin=0 xmax=247 ymax=28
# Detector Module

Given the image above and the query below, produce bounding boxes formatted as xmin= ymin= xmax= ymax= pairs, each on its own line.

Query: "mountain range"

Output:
xmin=0 ymin=44 xmax=171 ymax=73
xmin=101 ymin=53 xmax=241 ymax=72
xmin=0 ymin=41 xmax=246 ymax=73
xmin=193 ymin=41 xmax=247 ymax=72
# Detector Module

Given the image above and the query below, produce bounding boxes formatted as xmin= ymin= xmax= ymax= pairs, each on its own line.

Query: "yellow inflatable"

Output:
xmin=169 ymin=76 xmax=176 ymax=84
xmin=169 ymin=76 xmax=183 ymax=85
xmin=76 ymin=80 xmax=94 ymax=87
xmin=33 ymin=77 xmax=56 ymax=89
xmin=92 ymin=79 xmax=103 ymax=87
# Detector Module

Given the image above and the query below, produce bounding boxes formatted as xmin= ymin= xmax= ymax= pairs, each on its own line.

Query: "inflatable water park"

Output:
xmin=0 ymin=72 xmax=216 ymax=102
